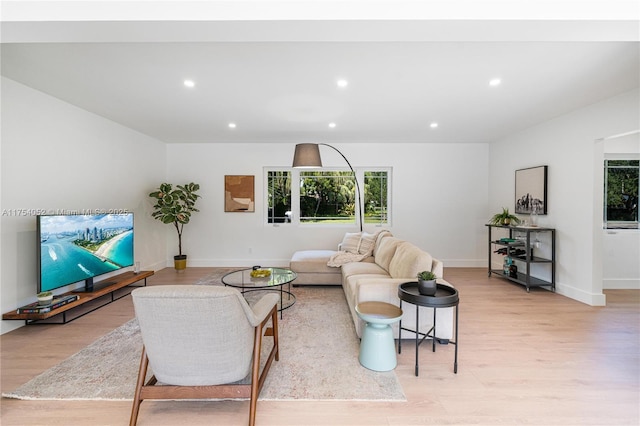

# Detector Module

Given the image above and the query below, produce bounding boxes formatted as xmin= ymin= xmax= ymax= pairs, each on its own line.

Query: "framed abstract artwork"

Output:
xmin=515 ymin=166 xmax=547 ymax=214
xmin=225 ymin=175 xmax=255 ymax=212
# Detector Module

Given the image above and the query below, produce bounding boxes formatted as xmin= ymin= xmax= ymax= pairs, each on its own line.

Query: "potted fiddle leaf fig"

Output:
xmin=149 ymin=182 xmax=201 ymax=270
xmin=417 ymin=270 xmax=437 ymax=296
xmin=489 ymin=207 xmax=521 ymax=226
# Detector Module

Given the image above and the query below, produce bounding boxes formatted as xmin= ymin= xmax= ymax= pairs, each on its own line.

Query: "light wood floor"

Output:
xmin=1 ymin=267 xmax=639 ymax=425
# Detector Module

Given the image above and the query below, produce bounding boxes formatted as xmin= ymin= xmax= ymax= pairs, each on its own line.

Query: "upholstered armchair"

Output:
xmin=129 ymin=285 xmax=280 ymax=426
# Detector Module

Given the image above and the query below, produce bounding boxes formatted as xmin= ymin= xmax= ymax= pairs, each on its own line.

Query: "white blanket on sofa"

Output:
xmin=327 ymin=251 xmax=368 ymax=267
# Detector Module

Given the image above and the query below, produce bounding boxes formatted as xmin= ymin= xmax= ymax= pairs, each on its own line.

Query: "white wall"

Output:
xmin=489 ymin=89 xmax=640 ymax=305
xmin=165 ymin=142 xmax=489 ymax=268
xmin=602 ymin=131 xmax=640 ymax=289
xmin=1 ymin=78 xmax=167 ymax=334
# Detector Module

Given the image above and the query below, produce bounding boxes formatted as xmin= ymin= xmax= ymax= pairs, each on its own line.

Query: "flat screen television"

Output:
xmin=37 ymin=213 xmax=134 ymax=293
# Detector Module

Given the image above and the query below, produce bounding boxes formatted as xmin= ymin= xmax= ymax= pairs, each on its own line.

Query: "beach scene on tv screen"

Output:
xmin=40 ymin=214 xmax=134 ymax=291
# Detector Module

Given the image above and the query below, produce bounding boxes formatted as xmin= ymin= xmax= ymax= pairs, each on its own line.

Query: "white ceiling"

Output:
xmin=1 ymin=3 xmax=639 ymax=144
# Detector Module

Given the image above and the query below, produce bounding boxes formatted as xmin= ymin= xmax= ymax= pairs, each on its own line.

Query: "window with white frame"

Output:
xmin=267 ymin=170 xmax=292 ymax=223
xmin=604 ymin=159 xmax=639 ymax=229
xmin=265 ymin=168 xmax=391 ymax=226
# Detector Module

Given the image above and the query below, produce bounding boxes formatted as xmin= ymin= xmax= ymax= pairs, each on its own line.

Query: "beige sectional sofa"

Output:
xmin=290 ymin=231 xmax=454 ymax=340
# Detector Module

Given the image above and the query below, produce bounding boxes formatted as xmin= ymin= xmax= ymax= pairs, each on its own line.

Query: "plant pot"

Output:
xmin=417 ymin=279 xmax=437 ymax=296
xmin=174 ymin=255 xmax=187 ymax=271
xmin=502 ymin=218 xmax=511 ymax=226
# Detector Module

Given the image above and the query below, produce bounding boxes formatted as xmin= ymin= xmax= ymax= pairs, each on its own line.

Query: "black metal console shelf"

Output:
xmin=486 ymin=224 xmax=555 ymax=292
xmin=2 ymin=270 xmax=153 ymax=325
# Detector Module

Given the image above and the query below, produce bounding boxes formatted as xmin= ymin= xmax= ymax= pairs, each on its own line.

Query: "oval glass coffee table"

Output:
xmin=222 ymin=267 xmax=297 ymax=318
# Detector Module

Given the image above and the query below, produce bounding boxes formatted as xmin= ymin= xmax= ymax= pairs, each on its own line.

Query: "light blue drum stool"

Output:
xmin=355 ymin=301 xmax=403 ymax=371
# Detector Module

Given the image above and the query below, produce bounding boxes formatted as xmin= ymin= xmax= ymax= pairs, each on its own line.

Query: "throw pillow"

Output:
xmin=341 ymin=232 xmax=362 ymax=254
xmin=358 ymin=231 xmax=377 ymax=256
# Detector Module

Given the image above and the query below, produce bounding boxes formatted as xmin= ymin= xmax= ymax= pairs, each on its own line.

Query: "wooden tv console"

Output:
xmin=2 ymin=270 xmax=154 ymax=325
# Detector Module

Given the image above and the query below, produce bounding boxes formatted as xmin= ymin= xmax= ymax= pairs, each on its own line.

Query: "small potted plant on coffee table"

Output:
xmin=417 ymin=271 xmax=437 ymax=296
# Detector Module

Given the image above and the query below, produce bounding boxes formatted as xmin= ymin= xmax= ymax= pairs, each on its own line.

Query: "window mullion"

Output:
xmin=291 ymin=169 xmax=301 ymax=225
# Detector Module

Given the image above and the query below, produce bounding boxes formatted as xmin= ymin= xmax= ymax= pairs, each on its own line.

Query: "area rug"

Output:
xmin=3 ymin=273 xmax=405 ymax=402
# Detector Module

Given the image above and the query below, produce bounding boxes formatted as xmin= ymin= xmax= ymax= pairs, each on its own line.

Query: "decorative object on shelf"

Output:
xmin=503 ymin=256 xmax=512 ymax=275
xmin=416 ymin=271 xmax=437 ymax=296
xmin=224 ymin=175 xmax=255 ymax=212
xmin=149 ymin=182 xmax=201 ymax=270
xmin=515 ymin=165 xmax=548 ymax=215
xmin=509 ymin=264 xmax=518 ymax=278
xmin=529 ymin=204 xmax=539 ymax=226
xmin=489 ymin=207 xmax=521 ymax=226
xmin=19 ymin=294 xmax=79 ymax=314
xmin=292 ymin=143 xmax=363 ymax=232
xmin=37 ymin=291 xmax=53 ymax=305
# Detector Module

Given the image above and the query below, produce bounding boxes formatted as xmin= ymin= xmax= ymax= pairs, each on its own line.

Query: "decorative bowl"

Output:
xmin=250 ymin=269 xmax=271 ymax=278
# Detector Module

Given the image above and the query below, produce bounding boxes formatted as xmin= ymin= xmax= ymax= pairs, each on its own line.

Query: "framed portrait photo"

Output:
xmin=515 ymin=165 xmax=547 ymax=215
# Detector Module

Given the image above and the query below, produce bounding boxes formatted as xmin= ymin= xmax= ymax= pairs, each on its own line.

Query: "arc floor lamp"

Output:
xmin=292 ymin=143 xmax=363 ymax=232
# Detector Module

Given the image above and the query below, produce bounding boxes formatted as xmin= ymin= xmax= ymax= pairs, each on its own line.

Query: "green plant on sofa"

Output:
xmin=149 ymin=182 xmax=201 ymax=269
xmin=489 ymin=207 xmax=521 ymax=226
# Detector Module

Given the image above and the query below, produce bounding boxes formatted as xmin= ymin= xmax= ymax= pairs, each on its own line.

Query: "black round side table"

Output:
xmin=397 ymin=281 xmax=459 ymax=377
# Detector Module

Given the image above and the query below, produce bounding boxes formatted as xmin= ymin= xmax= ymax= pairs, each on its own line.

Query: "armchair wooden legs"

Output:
xmin=129 ymin=303 xmax=279 ymax=426
xmin=249 ymin=303 xmax=279 ymax=426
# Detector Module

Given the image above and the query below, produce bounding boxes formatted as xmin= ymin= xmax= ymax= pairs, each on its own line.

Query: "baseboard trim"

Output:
xmin=555 ymin=282 xmax=606 ymax=306
xmin=603 ymin=278 xmax=640 ymax=290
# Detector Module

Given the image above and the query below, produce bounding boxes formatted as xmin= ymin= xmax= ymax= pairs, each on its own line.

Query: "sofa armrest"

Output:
xmin=355 ymin=276 xmax=454 ymax=303
xmin=432 ymin=258 xmax=444 ymax=279
xmin=354 ymin=278 xmax=413 ymax=305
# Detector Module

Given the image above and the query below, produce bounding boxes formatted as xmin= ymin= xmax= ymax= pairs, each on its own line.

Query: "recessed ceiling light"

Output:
xmin=489 ymin=78 xmax=501 ymax=87
xmin=183 ymin=79 xmax=195 ymax=88
xmin=430 ymin=122 xmax=439 ymax=129
xmin=337 ymin=79 xmax=348 ymax=88
xmin=228 ymin=123 xmax=236 ymax=129
xmin=329 ymin=122 xmax=337 ymax=128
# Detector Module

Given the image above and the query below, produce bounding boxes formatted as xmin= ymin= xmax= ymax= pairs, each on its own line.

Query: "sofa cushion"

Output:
xmin=290 ymin=250 xmax=338 ymax=274
xmin=373 ymin=230 xmax=393 ymax=256
xmin=343 ymin=273 xmax=394 ymax=308
xmin=388 ymin=242 xmax=433 ymax=279
xmin=340 ymin=232 xmax=362 ymax=254
xmin=374 ymin=237 xmax=403 ymax=272
xmin=341 ymin=261 xmax=388 ymax=280
xmin=357 ymin=231 xmax=377 ymax=256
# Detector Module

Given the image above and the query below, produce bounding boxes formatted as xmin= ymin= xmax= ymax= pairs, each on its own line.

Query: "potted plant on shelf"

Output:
xmin=149 ymin=182 xmax=201 ymax=270
xmin=489 ymin=207 xmax=521 ymax=226
xmin=417 ymin=271 xmax=438 ymax=296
